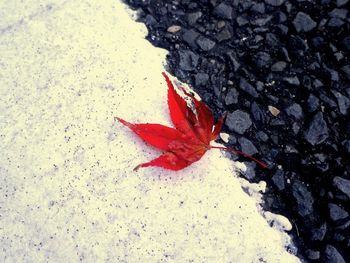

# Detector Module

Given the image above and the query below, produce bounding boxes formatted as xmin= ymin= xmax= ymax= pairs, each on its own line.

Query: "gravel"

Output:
xmin=178 ymin=50 xmax=199 ymax=71
xmin=292 ymin=181 xmax=314 ymax=217
xmin=323 ymin=245 xmax=346 ymax=263
xmin=225 ymin=87 xmax=239 ymax=105
xmin=304 ymin=112 xmax=329 ymax=146
xmin=333 ymin=177 xmax=350 ymax=199
xmin=239 ymin=78 xmax=259 ymax=98
xmin=332 ymin=90 xmax=350 ymax=115
xmin=195 ymin=72 xmax=209 ymax=86
xmin=293 ymin=12 xmax=317 ymax=32
xmin=328 ymin=203 xmax=349 ymax=221
xmin=225 ymin=110 xmax=252 ymax=135
xmin=238 ymin=137 xmax=258 ymax=156
xmin=285 ymin=103 xmax=304 ymax=120
xmin=196 ymin=36 xmax=216 ymax=51
xmin=265 ymin=0 xmax=286 ymax=7
xmin=271 ymin=61 xmax=287 ymax=72
xmin=213 ymin=3 xmax=233 ymax=20
xmin=310 ymin=223 xmax=327 ymax=241
xmin=272 ymin=169 xmax=286 ymax=191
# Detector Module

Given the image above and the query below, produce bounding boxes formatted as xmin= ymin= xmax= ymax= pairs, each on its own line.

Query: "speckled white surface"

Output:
xmin=0 ymin=1 xmax=300 ymax=262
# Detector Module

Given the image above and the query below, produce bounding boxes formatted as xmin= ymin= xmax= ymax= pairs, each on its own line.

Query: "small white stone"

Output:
xmin=220 ymin=132 xmax=230 ymax=143
xmin=167 ymin=25 xmax=182 ymax=33
xmin=268 ymin=105 xmax=280 ymax=116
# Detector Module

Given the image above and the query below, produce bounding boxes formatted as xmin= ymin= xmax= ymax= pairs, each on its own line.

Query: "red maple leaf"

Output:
xmin=115 ymin=72 xmax=268 ymax=171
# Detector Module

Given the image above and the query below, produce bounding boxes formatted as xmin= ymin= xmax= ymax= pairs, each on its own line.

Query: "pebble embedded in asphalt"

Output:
xmin=225 ymin=110 xmax=252 ymax=135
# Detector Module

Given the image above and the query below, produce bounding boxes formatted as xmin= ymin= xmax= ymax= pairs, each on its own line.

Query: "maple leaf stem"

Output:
xmin=209 ymin=146 xmax=269 ymax=169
